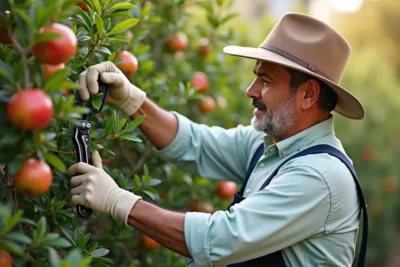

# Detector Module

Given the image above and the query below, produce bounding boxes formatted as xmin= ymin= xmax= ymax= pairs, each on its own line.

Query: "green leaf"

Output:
xmin=65 ymin=248 xmax=84 ymax=266
xmin=35 ymin=6 xmax=59 ymax=29
xmin=91 ymin=257 xmax=114 ymax=264
xmin=107 ymin=36 xmax=130 ymax=43
xmin=197 ymin=1 xmax=212 ymax=13
xmin=4 ymin=232 xmax=32 ymax=244
xmin=104 ymin=18 xmax=112 ymax=31
xmin=143 ymin=164 xmax=149 ymax=179
xmin=133 ymin=175 xmax=141 ymax=188
xmin=110 ymin=11 xmax=133 ymax=20
xmin=57 ymin=81 xmax=80 ymax=90
xmin=207 ymin=13 xmax=219 ymax=27
xmin=79 ymin=258 xmax=93 ymax=267
xmin=147 ymin=179 xmax=162 ymax=187
xmin=119 ymin=133 xmax=142 ymax=142
xmin=0 ymin=130 xmax=22 ymax=145
xmin=34 ymin=217 xmax=47 ymax=243
xmin=73 ymin=13 xmax=92 ymax=32
xmin=92 ymin=0 xmax=101 ymax=14
xmin=108 ymin=18 xmax=140 ymax=35
xmin=124 ymin=115 xmax=144 ymax=132
xmin=141 ymin=189 xmax=159 ymax=202
xmin=34 ymin=32 xmax=62 ymax=45
xmin=19 ymin=217 xmax=37 ymax=227
xmin=8 ymin=157 xmax=23 ymax=176
xmin=91 ymin=97 xmax=102 ymax=110
xmin=48 ymin=247 xmax=60 ymax=267
xmin=117 ymin=118 xmax=126 ymax=132
xmin=94 ymin=13 xmax=104 ymax=34
xmin=91 ymin=263 xmax=111 ymax=267
xmin=56 ymin=209 xmax=73 ymax=219
xmin=61 ymin=226 xmax=76 ymax=246
xmin=91 ymin=248 xmax=109 ymax=257
xmin=97 ymin=46 xmax=111 ymax=55
xmin=0 ymin=61 xmax=14 ymax=85
xmin=77 ymin=34 xmax=92 ymax=42
xmin=108 ymin=51 xmax=116 ymax=61
xmin=13 ymin=7 xmax=34 ymax=32
xmin=104 ymin=115 xmax=114 ymax=135
xmin=52 ymin=200 xmax=66 ymax=210
xmin=0 ymin=239 xmax=24 ymax=257
xmin=77 ymin=233 xmax=86 ymax=249
xmin=42 ymin=237 xmax=72 ymax=248
xmin=220 ymin=13 xmax=239 ymax=25
xmin=45 ymin=152 xmax=67 ymax=172
xmin=109 ymin=2 xmax=135 ymax=13
xmin=43 ymin=69 xmax=68 ymax=90
xmin=113 ymin=110 xmax=119 ymax=133
xmin=86 ymin=241 xmax=98 ymax=253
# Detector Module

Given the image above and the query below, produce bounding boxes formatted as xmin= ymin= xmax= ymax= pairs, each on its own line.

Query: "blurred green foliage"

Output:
xmin=1 ymin=0 xmax=400 ymax=266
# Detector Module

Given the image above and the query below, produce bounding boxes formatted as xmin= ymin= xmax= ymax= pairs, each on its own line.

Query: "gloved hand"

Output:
xmin=68 ymin=151 xmax=142 ymax=225
xmin=78 ymin=61 xmax=146 ymax=116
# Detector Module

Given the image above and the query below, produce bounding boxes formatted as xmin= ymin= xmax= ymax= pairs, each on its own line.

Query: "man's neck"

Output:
xmin=272 ymin=113 xmax=331 ymax=143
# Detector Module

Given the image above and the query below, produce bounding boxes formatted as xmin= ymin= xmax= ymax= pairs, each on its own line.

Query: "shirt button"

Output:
xmin=282 ymin=150 xmax=287 ymax=155
xmin=260 ymin=163 xmax=264 ymax=167
xmin=246 ymin=189 xmax=250 ymax=193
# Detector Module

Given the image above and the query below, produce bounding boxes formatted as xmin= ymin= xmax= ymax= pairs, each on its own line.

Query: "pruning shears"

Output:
xmin=72 ymin=81 xmax=108 ymax=218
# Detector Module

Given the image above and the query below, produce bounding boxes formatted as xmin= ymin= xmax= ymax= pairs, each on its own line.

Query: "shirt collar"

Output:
xmin=263 ymin=115 xmax=335 ymax=158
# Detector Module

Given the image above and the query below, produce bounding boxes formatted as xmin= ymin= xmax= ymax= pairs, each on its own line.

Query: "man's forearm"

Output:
xmin=131 ymin=98 xmax=178 ymax=149
xmin=127 ymin=200 xmax=191 ymax=258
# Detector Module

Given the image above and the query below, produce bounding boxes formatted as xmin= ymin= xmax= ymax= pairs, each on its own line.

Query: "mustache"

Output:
xmin=252 ymin=98 xmax=267 ymax=111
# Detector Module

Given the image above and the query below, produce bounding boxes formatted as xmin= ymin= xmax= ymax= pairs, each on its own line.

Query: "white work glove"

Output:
xmin=68 ymin=151 xmax=142 ymax=226
xmin=78 ymin=61 xmax=146 ymax=116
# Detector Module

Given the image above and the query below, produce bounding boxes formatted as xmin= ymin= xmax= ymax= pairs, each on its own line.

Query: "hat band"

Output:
xmin=261 ymin=44 xmax=333 ymax=81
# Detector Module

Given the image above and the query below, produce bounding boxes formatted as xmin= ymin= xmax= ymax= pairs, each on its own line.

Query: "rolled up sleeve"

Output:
xmin=183 ymin=165 xmax=331 ymax=267
xmin=156 ymin=112 xmax=193 ymax=160
xmin=185 ymin=212 xmax=214 ymax=266
xmin=154 ymin=112 xmax=264 ymax=183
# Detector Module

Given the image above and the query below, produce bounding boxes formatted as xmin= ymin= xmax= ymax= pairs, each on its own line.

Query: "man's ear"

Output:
xmin=301 ymin=79 xmax=320 ymax=110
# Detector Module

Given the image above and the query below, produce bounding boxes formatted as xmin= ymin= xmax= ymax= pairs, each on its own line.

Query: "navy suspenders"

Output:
xmin=227 ymin=144 xmax=368 ymax=267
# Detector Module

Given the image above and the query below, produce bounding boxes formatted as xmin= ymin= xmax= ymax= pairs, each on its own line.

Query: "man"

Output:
xmin=69 ymin=13 xmax=368 ymax=266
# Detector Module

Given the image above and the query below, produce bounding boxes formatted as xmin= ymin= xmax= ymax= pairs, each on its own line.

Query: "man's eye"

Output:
xmin=263 ymin=79 xmax=270 ymax=84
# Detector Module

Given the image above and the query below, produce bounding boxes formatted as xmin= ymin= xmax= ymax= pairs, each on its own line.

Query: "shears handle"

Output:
xmin=72 ymin=81 xmax=108 ymax=219
xmin=72 ymin=119 xmax=93 ymax=218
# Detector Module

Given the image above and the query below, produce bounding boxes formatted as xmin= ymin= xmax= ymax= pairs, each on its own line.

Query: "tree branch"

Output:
xmin=9 ymin=29 xmax=30 ymax=88
xmin=118 ymin=143 xmax=151 ymax=174
xmin=132 ymin=150 xmax=151 ymax=174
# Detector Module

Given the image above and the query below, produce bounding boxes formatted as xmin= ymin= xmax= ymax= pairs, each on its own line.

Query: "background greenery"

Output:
xmin=0 ymin=0 xmax=399 ymax=266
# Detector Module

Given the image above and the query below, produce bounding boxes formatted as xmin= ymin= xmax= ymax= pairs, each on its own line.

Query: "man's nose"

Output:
xmin=246 ymin=78 xmax=261 ymax=99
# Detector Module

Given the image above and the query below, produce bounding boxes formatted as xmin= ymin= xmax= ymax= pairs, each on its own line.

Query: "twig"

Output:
xmin=118 ymin=143 xmax=151 ymax=174
xmin=12 ymin=189 xmax=19 ymax=213
xmin=120 ymin=243 xmax=134 ymax=263
xmin=132 ymin=150 xmax=151 ymax=174
xmin=119 ymin=143 xmax=136 ymax=170
xmin=9 ymin=29 xmax=30 ymax=88
xmin=48 ymin=148 xmax=76 ymax=155
xmin=80 ymin=36 xmax=102 ymax=63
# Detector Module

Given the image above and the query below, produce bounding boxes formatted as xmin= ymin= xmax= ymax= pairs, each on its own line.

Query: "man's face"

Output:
xmin=246 ymin=61 xmax=298 ymax=137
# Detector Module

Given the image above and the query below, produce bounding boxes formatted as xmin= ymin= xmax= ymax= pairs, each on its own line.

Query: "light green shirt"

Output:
xmin=156 ymin=112 xmax=361 ymax=267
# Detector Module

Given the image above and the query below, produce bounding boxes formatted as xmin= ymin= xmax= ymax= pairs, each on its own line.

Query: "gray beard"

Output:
xmin=251 ymin=94 xmax=297 ymax=137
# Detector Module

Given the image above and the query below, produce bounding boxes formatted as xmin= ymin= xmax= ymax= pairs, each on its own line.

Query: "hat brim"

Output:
xmin=223 ymin=45 xmax=365 ymax=120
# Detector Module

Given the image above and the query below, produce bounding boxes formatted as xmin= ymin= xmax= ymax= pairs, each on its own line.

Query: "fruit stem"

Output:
xmin=9 ymin=29 xmax=30 ymax=88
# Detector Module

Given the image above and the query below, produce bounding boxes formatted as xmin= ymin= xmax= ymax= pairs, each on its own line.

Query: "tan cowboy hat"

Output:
xmin=223 ymin=12 xmax=365 ymax=120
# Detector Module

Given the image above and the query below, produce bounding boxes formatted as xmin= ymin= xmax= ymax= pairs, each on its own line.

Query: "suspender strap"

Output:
xmin=236 ymin=143 xmax=264 ymax=197
xmin=256 ymin=144 xmax=368 ymax=267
